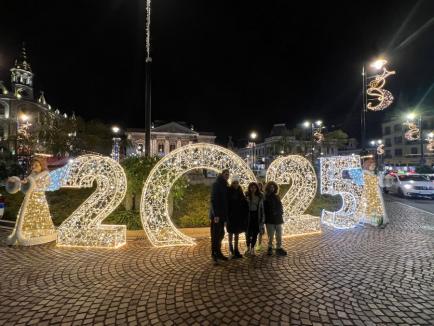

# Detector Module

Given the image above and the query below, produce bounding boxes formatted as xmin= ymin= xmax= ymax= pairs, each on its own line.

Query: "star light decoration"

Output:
xmin=53 ymin=155 xmax=127 ymax=248
xmin=320 ymin=156 xmax=365 ymax=229
xmin=404 ymin=121 xmax=420 ymax=141
xmin=140 ymin=143 xmax=256 ymax=247
xmin=265 ymin=155 xmax=321 ymax=236
xmin=366 ymin=64 xmax=396 ymax=111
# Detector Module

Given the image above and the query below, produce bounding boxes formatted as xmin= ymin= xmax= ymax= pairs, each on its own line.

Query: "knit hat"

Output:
xmin=231 ymin=175 xmax=240 ymax=182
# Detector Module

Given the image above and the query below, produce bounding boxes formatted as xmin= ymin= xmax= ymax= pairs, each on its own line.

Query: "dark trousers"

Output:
xmin=210 ymin=220 xmax=225 ymax=256
xmin=246 ymin=210 xmax=259 ymax=248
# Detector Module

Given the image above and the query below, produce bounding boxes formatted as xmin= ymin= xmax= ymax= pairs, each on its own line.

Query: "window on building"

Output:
xmin=0 ymin=126 xmax=4 ymax=140
xmin=394 ymin=148 xmax=403 ymax=157
xmin=170 ymin=144 xmax=176 ymax=152
xmin=0 ymin=102 xmax=5 ymax=116
xmin=158 ymin=144 xmax=164 ymax=153
xmin=384 ymin=126 xmax=391 ymax=135
xmin=385 ymin=138 xmax=392 ymax=147
xmin=393 ymin=124 xmax=402 ymax=132
xmin=385 ymin=150 xmax=391 ymax=158
xmin=394 ymin=136 xmax=402 ymax=144
xmin=411 ymin=147 xmax=418 ymax=155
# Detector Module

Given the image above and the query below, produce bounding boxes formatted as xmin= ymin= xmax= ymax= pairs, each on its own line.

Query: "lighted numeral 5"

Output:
xmin=54 ymin=155 xmax=127 ymax=248
xmin=266 ymin=155 xmax=321 ymax=236
xmin=319 ymin=155 xmax=364 ymax=229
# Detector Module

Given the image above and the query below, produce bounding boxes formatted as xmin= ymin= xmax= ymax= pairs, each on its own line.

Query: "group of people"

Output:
xmin=209 ymin=169 xmax=287 ymax=262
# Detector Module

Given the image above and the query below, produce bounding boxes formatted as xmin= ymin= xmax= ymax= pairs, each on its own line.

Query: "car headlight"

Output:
xmin=403 ymin=184 xmax=413 ymax=190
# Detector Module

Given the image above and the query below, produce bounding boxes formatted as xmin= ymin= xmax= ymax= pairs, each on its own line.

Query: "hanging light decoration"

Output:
xmin=377 ymin=144 xmax=385 ymax=155
xmin=366 ymin=62 xmax=396 ymax=111
xmin=404 ymin=121 xmax=420 ymax=141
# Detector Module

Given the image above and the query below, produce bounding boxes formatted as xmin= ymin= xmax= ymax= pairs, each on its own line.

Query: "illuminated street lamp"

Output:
xmin=249 ymin=131 xmax=257 ymax=170
xmin=111 ymin=126 xmax=121 ymax=162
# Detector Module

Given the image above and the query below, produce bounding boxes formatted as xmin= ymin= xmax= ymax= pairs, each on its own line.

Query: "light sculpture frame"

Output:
xmin=140 ymin=143 xmax=256 ymax=247
xmin=377 ymin=144 xmax=385 ymax=155
xmin=427 ymin=132 xmax=434 ymax=152
xmin=404 ymin=121 xmax=420 ymax=141
xmin=366 ymin=66 xmax=396 ymax=111
xmin=320 ymin=155 xmax=365 ymax=229
xmin=266 ymin=155 xmax=320 ymax=237
xmin=54 ymin=155 xmax=127 ymax=248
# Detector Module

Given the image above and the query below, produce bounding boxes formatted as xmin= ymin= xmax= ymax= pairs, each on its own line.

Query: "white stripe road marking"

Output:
xmin=393 ymin=201 xmax=434 ymax=216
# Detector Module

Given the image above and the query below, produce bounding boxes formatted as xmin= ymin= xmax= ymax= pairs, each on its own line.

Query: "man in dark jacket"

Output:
xmin=210 ymin=169 xmax=230 ymax=262
xmin=264 ymin=181 xmax=287 ymax=256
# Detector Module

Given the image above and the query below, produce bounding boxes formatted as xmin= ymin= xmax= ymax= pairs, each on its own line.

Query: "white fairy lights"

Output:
xmin=266 ymin=155 xmax=320 ymax=236
xmin=366 ymin=64 xmax=396 ymax=111
xmin=320 ymin=155 xmax=365 ymax=229
xmin=140 ymin=143 xmax=256 ymax=247
xmin=362 ymin=172 xmax=387 ymax=226
xmin=6 ymin=171 xmax=57 ymax=246
xmin=377 ymin=144 xmax=385 ymax=155
xmin=56 ymin=155 xmax=127 ymax=248
xmin=404 ymin=121 xmax=420 ymax=141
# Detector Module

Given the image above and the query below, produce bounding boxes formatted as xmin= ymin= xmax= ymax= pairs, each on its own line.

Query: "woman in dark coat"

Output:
xmin=227 ymin=177 xmax=248 ymax=258
xmin=245 ymin=182 xmax=265 ymax=256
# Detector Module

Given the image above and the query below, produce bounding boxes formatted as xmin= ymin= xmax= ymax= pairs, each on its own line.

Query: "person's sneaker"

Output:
xmin=233 ymin=250 xmax=243 ymax=259
xmin=275 ymin=248 xmax=287 ymax=256
xmin=267 ymin=247 xmax=273 ymax=256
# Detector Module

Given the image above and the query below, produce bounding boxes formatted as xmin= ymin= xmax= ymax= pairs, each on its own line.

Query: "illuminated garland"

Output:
xmin=366 ymin=67 xmax=396 ymax=111
xmin=6 ymin=171 xmax=57 ymax=246
xmin=265 ymin=155 xmax=320 ymax=236
xmin=320 ymin=156 xmax=365 ymax=229
xmin=56 ymin=155 xmax=127 ymax=248
xmin=404 ymin=121 xmax=420 ymax=141
xmin=140 ymin=143 xmax=256 ymax=247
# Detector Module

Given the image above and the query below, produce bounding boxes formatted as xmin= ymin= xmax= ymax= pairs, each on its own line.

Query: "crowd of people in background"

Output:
xmin=209 ymin=169 xmax=287 ymax=263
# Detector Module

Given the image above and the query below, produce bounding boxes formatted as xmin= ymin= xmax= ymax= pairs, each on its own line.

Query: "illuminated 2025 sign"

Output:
xmin=5 ymin=145 xmax=385 ymax=248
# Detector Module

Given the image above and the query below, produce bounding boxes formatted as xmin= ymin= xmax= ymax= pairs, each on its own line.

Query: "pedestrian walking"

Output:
xmin=209 ymin=169 xmax=230 ymax=262
xmin=245 ymin=182 xmax=265 ymax=256
xmin=264 ymin=181 xmax=287 ymax=256
xmin=227 ymin=176 xmax=248 ymax=258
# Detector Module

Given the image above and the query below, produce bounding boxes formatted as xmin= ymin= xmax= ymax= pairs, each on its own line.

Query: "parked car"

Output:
xmin=384 ymin=174 xmax=434 ymax=199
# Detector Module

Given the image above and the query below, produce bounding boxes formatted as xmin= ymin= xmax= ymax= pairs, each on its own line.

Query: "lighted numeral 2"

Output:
xmin=54 ymin=155 xmax=127 ymax=248
xmin=266 ymin=155 xmax=321 ymax=236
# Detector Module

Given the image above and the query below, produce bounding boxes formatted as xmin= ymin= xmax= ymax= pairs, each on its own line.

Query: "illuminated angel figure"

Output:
xmin=5 ymin=157 xmax=56 ymax=246
xmin=366 ymin=67 xmax=396 ymax=111
xmin=313 ymin=130 xmax=324 ymax=143
xmin=404 ymin=121 xmax=420 ymax=141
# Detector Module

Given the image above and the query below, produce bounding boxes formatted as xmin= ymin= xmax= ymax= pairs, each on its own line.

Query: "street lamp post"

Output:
xmin=111 ymin=126 xmax=121 ymax=162
xmin=249 ymin=131 xmax=257 ymax=170
xmin=144 ymin=0 xmax=152 ymax=157
xmin=370 ymin=139 xmax=383 ymax=172
xmin=303 ymin=120 xmax=322 ymax=163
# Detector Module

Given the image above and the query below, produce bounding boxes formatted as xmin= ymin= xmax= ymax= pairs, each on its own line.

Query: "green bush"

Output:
xmin=172 ymin=183 xmax=211 ymax=228
xmin=105 ymin=210 xmax=142 ymax=230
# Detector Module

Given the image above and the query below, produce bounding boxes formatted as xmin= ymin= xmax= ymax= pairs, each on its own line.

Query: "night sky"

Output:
xmin=1 ymin=0 xmax=434 ymax=145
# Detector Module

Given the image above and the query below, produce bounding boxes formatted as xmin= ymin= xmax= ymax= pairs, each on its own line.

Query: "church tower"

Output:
xmin=10 ymin=44 xmax=34 ymax=100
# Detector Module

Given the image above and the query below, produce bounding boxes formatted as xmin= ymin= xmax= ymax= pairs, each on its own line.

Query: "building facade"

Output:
xmin=382 ymin=113 xmax=434 ymax=166
xmin=0 ymin=45 xmax=66 ymax=155
xmin=126 ymin=121 xmax=216 ymax=157
xmin=237 ymin=123 xmax=340 ymax=169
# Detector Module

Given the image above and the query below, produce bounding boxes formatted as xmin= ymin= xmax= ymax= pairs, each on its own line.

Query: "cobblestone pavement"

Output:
xmin=0 ymin=199 xmax=433 ymax=326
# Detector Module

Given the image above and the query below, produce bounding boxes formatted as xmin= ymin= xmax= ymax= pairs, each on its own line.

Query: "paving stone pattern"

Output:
xmin=0 ymin=199 xmax=433 ymax=325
